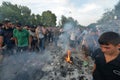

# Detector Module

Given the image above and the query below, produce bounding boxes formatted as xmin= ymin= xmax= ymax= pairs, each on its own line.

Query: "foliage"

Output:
xmin=0 ymin=1 xmax=56 ymax=27
xmin=97 ymin=0 xmax=120 ymax=26
xmin=0 ymin=1 xmax=86 ymax=28
xmin=41 ymin=10 xmax=56 ymax=27
xmin=59 ymin=15 xmax=85 ymax=28
xmin=114 ymin=1 xmax=120 ymax=19
xmin=87 ymin=23 xmax=97 ymax=28
xmin=97 ymin=10 xmax=114 ymax=24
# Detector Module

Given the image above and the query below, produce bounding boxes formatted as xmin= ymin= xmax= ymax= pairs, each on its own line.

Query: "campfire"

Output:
xmin=65 ymin=50 xmax=72 ymax=64
xmin=0 ymin=46 xmax=93 ymax=80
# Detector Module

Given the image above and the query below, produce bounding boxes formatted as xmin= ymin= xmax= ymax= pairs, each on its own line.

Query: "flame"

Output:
xmin=65 ymin=50 xmax=72 ymax=63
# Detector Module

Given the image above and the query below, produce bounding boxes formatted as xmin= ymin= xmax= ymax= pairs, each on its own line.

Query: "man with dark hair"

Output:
xmin=2 ymin=20 xmax=15 ymax=55
xmin=92 ymin=31 xmax=120 ymax=80
xmin=13 ymin=23 xmax=31 ymax=53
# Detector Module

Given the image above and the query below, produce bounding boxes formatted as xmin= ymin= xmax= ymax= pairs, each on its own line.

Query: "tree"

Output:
xmin=0 ymin=1 xmax=32 ymax=25
xmin=58 ymin=15 xmax=82 ymax=28
xmin=35 ymin=14 xmax=42 ymax=26
xmin=59 ymin=15 xmax=67 ymax=27
xmin=114 ymin=1 xmax=120 ymax=19
xmin=87 ymin=23 xmax=97 ymax=28
xmin=41 ymin=10 xmax=56 ymax=27
xmin=0 ymin=2 xmax=20 ymax=22
xmin=97 ymin=9 xmax=114 ymax=24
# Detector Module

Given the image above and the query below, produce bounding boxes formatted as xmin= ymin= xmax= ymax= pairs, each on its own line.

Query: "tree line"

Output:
xmin=0 ymin=1 xmax=85 ymax=28
xmin=2 ymin=1 xmax=120 ymax=28
xmin=0 ymin=1 xmax=56 ymax=27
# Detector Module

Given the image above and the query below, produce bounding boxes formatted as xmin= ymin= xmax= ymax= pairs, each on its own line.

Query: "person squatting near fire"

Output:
xmin=13 ymin=23 xmax=31 ymax=53
xmin=92 ymin=31 xmax=120 ymax=80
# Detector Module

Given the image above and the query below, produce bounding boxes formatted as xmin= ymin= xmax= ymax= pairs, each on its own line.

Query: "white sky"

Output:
xmin=0 ymin=0 xmax=119 ymax=26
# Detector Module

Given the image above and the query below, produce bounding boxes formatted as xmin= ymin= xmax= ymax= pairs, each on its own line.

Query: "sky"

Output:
xmin=0 ymin=0 xmax=119 ymax=26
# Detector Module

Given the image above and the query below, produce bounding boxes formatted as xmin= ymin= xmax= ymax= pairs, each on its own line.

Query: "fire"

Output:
xmin=65 ymin=50 xmax=72 ymax=63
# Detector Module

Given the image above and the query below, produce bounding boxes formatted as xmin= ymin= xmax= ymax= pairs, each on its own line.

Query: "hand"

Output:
xmin=10 ymin=37 xmax=14 ymax=40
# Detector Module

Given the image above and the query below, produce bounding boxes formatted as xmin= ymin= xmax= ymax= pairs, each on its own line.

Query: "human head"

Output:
xmin=24 ymin=25 xmax=30 ymax=30
xmin=16 ymin=23 xmax=22 ymax=31
xmin=98 ymin=31 xmax=120 ymax=55
xmin=98 ymin=31 xmax=120 ymax=46
xmin=3 ymin=19 xmax=12 ymax=28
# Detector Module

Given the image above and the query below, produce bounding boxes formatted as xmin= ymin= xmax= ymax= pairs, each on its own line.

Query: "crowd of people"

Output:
xmin=0 ymin=20 xmax=60 ymax=58
xmin=0 ymin=19 xmax=120 ymax=80
xmin=0 ymin=20 xmax=101 ymax=56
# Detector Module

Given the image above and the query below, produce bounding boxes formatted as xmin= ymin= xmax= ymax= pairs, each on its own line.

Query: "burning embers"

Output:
xmin=65 ymin=50 xmax=72 ymax=64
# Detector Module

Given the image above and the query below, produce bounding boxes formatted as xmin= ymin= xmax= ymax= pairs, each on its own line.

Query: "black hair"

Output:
xmin=98 ymin=31 xmax=120 ymax=45
xmin=16 ymin=22 xmax=22 ymax=27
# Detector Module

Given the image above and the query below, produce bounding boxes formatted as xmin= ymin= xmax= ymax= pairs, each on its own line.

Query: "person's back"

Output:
xmin=93 ymin=31 xmax=120 ymax=80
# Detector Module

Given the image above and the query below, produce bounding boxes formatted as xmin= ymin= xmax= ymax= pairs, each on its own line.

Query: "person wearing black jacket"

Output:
xmin=92 ymin=31 xmax=120 ymax=80
xmin=2 ymin=20 xmax=15 ymax=55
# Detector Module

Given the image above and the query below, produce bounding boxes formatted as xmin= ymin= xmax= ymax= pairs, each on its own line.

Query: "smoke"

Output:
xmin=96 ymin=19 xmax=120 ymax=35
xmin=0 ymin=51 xmax=53 ymax=80
xmin=58 ymin=22 xmax=78 ymax=53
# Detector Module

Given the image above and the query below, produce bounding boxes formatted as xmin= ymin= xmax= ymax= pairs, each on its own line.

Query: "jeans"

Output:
xmin=39 ymin=38 xmax=45 ymax=52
